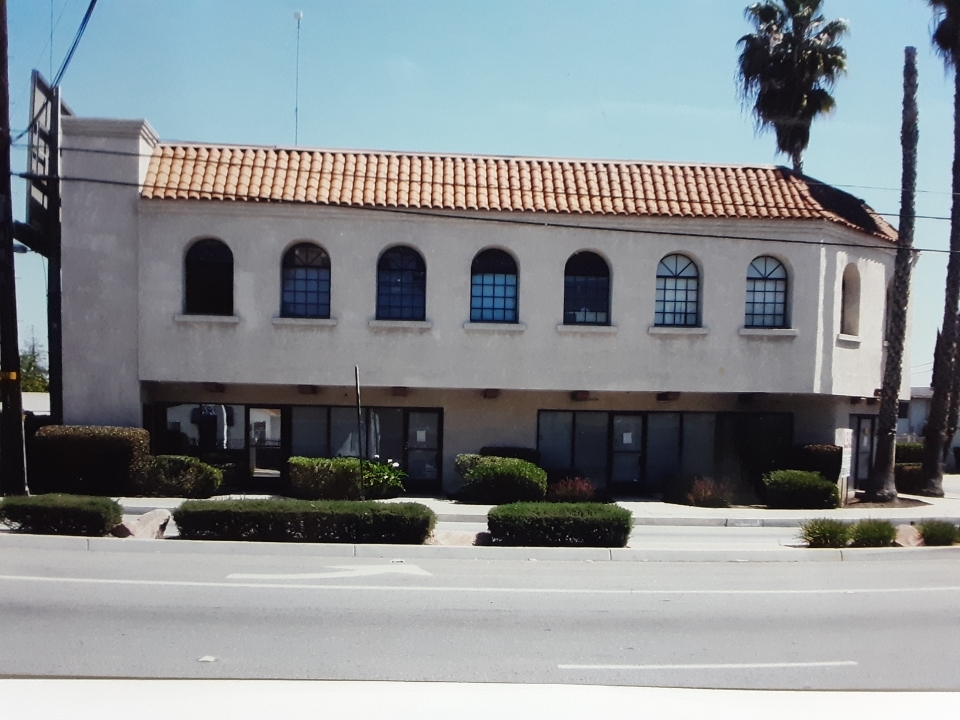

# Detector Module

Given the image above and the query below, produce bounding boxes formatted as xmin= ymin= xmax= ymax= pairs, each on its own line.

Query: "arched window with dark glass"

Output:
xmin=281 ymin=243 xmax=331 ymax=318
xmin=184 ymin=238 xmax=233 ymax=315
xmin=655 ymin=253 xmax=700 ymax=327
xmin=745 ymin=256 xmax=788 ymax=328
xmin=377 ymin=246 xmax=426 ymax=320
xmin=563 ymin=251 xmax=610 ymax=325
xmin=470 ymin=249 xmax=518 ymax=323
xmin=840 ymin=263 xmax=861 ymax=336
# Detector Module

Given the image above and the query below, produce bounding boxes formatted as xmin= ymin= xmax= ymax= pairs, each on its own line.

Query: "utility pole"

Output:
xmin=0 ymin=0 xmax=28 ymax=495
xmin=47 ymin=85 xmax=62 ymax=423
xmin=867 ymin=47 xmax=919 ymax=501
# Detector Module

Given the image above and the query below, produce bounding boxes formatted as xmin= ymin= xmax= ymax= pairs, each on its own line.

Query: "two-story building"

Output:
xmin=59 ymin=117 xmax=903 ymax=496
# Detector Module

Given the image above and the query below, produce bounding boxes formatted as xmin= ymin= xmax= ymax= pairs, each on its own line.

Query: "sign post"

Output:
xmin=836 ymin=428 xmax=854 ymax=505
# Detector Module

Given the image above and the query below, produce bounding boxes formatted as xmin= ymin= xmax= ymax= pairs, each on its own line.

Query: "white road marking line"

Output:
xmin=559 ymin=661 xmax=858 ymax=671
xmin=197 ymin=656 xmax=217 ymax=663
xmin=227 ymin=564 xmax=432 ymax=580
xmin=2 ymin=575 xmax=960 ymax=595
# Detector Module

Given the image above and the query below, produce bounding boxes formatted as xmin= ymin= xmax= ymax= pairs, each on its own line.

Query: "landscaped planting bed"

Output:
xmin=487 ymin=502 xmax=632 ymax=547
xmin=173 ymin=499 xmax=435 ymax=544
xmin=0 ymin=494 xmax=122 ymax=536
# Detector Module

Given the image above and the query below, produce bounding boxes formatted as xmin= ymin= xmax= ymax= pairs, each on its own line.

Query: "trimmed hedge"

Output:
xmin=896 ymin=442 xmax=925 ymax=465
xmin=454 ymin=453 xmax=483 ymax=479
xmin=173 ymin=499 xmax=435 ymax=544
xmin=480 ymin=446 xmax=542 ymax=465
xmin=131 ymin=455 xmax=223 ymax=498
xmin=0 ymin=494 xmax=121 ymax=536
xmin=488 ymin=502 xmax=632 ymax=547
xmin=894 ymin=464 xmax=924 ymax=495
xmin=764 ymin=470 xmax=840 ymax=509
xmin=28 ymin=425 xmax=150 ymax=496
xmin=459 ymin=456 xmax=547 ymax=504
xmin=288 ymin=457 xmax=405 ymax=500
xmin=791 ymin=444 xmax=842 ymax=483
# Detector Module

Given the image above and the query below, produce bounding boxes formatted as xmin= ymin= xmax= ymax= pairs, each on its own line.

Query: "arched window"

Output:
xmin=470 ymin=249 xmax=518 ymax=323
xmin=281 ymin=243 xmax=331 ymax=318
xmin=563 ymin=251 xmax=610 ymax=325
xmin=840 ymin=264 xmax=861 ymax=336
xmin=745 ymin=256 xmax=788 ymax=328
xmin=377 ymin=246 xmax=426 ymax=320
xmin=655 ymin=254 xmax=700 ymax=327
xmin=184 ymin=238 xmax=233 ymax=316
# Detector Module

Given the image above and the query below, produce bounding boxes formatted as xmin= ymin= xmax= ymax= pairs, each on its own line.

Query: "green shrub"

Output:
xmin=459 ymin=456 xmax=547 ymax=504
xmin=173 ymin=499 xmax=435 ymax=544
xmin=798 ymin=518 xmax=850 ymax=548
xmin=480 ymin=446 xmax=542 ymax=465
xmin=488 ymin=502 xmax=632 ymax=547
xmin=131 ymin=455 xmax=223 ymax=498
xmin=684 ymin=477 xmax=733 ymax=508
xmin=764 ymin=470 xmax=839 ymax=509
xmin=546 ymin=478 xmax=596 ymax=503
xmin=894 ymin=464 xmax=924 ymax=494
xmin=791 ymin=444 xmax=842 ymax=483
xmin=28 ymin=425 xmax=150 ymax=496
xmin=288 ymin=457 xmax=405 ymax=500
xmin=895 ymin=442 xmax=925 ymax=465
xmin=917 ymin=520 xmax=959 ymax=546
xmin=849 ymin=519 xmax=897 ymax=548
xmin=199 ymin=452 xmax=245 ymax=487
xmin=0 ymin=494 xmax=122 ymax=536
xmin=454 ymin=454 xmax=483 ymax=479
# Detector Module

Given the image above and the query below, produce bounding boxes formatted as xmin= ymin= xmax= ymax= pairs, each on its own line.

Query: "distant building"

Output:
xmin=59 ymin=117 xmax=906 ymax=495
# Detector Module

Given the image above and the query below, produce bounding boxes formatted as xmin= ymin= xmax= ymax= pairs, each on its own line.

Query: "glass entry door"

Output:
xmin=611 ymin=414 xmax=644 ymax=484
xmin=406 ymin=411 xmax=441 ymax=485
xmin=850 ymin=415 xmax=877 ymax=491
xmin=248 ymin=407 xmax=284 ymax=477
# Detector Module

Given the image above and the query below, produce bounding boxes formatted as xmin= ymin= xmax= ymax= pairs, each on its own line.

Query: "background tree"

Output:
xmin=19 ymin=342 xmax=48 ymax=393
xmin=736 ymin=0 xmax=848 ymax=173
xmin=921 ymin=0 xmax=960 ymax=497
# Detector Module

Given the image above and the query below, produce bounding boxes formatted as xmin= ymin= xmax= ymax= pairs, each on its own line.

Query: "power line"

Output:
xmin=52 ymin=0 xmax=97 ymax=87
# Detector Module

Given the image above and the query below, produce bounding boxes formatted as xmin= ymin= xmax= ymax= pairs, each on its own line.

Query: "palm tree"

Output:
xmin=921 ymin=1 xmax=960 ymax=498
xmin=867 ymin=47 xmax=918 ymax=503
xmin=736 ymin=0 xmax=848 ymax=173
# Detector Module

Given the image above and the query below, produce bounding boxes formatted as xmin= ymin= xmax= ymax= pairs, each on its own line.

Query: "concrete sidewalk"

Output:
xmin=115 ymin=476 xmax=960 ymax=528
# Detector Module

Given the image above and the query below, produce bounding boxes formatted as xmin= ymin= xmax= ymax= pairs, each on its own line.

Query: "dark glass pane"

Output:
xmin=377 ymin=247 xmax=426 ymax=320
xmin=185 ymin=239 xmax=233 ymax=315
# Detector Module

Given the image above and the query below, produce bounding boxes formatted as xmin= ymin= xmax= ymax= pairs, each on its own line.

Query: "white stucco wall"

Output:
xmin=60 ymin=118 xmax=901 ymax=429
xmin=60 ymin=118 xmax=157 ymax=426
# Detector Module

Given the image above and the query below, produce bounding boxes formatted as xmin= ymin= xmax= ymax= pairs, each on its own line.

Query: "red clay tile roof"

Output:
xmin=141 ymin=144 xmax=896 ymax=241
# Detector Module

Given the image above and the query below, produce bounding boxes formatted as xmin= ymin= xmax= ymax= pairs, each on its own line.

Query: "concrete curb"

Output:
xmin=4 ymin=531 xmax=960 ymax=562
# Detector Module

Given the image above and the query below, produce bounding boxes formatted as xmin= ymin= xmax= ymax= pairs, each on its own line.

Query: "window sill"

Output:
xmin=368 ymin=319 xmax=433 ymax=331
xmin=739 ymin=327 xmax=798 ymax=338
xmin=648 ymin=326 xmax=709 ymax=336
xmin=174 ymin=314 xmax=240 ymax=325
xmin=837 ymin=333 xmax=861 ymax=347
xmin=463 ymin=322 xmax=526 ymax=333
xmin=556 ymin=324 xmax=618 ymax=334
xmin=273 ymin=317 xmax=337 ymax=327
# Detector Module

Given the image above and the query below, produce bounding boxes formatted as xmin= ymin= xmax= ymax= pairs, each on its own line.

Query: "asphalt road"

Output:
xmin=2 ymin=543 xmax=959 ymax=690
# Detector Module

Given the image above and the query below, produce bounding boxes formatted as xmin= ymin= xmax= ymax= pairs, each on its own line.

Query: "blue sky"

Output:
xmin=7 ymin=0 xmax=956 ymax=385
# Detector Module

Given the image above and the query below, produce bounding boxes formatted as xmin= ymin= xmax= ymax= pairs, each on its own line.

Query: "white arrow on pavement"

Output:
xmin=226 ymin=564 xmax=433 ymax=580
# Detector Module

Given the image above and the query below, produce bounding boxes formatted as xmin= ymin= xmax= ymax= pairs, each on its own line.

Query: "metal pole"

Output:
xmin=47 ymin=86 xmax=62 ymax=423
xmin=355 ymin=365 xmax=364 ymax=500
xmin=0 ymin=0 xmax=27 ymax=495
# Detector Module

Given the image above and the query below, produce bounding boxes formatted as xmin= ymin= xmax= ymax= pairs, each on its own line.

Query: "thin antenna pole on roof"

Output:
xmin=294 ymin=10 xmax=303 ymax=146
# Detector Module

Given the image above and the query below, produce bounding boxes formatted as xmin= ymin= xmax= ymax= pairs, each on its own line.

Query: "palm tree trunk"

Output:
xmin=922 ymin=60 xmax=960 ymax=498
xmin=867 ymin=47 xmax=919 ymax=502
